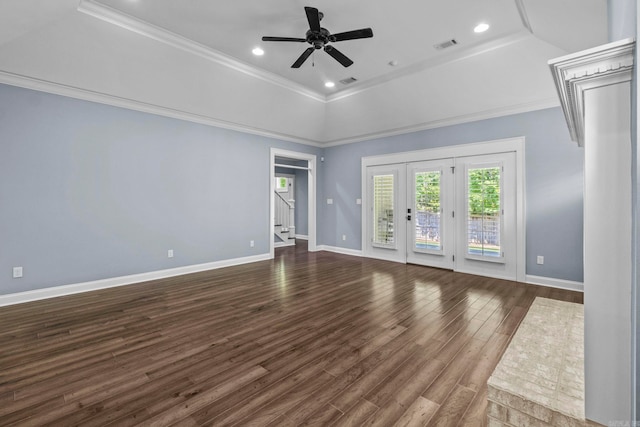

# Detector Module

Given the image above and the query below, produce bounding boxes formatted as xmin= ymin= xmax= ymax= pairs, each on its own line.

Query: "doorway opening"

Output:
xmin=270 ymin=148 xmax=317 ymax=258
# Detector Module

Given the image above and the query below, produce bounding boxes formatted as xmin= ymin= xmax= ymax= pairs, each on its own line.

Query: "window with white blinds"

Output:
xmin=414 ymin=170 xmax=442 ymax=252
xmin=467 ymin=164 xmax=503 ymax=259
xmin=372 ymin=174 xmax=395 ymax=247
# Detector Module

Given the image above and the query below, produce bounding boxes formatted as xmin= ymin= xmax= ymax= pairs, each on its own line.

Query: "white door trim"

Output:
xmin=270 ymin=148 xmax=317 ymax=258
xmin=361 ymin=137 xmax=526 ymax=282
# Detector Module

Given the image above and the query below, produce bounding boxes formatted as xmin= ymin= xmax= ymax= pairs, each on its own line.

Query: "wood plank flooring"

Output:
xmin=0 ymin=241 xmax=582 ymax=426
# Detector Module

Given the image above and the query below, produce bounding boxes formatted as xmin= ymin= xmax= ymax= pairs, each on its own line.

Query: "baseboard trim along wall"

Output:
xmin=0 ymin=253 xmax=583 ymax=308
xmin=317 ymin=245 xmax=364 ymax=257
xmin=295 ymin=234 xmax=309 ymax=240
xmin=274 ymin=241 xmax=295 ymax=248
xmin=525 ymin=274 xmax=584 ymax=292
xmin=0 ymin=253 xmax=271 ymax=307
xmin=316 ymin=248 xmax=584 ymax=293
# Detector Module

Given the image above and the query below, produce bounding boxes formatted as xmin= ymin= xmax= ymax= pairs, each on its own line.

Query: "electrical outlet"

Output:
xmin=327 ymin=198 xmax=333 ymax=205
xmin=250 ymin=240 xmax=255 ymax=247
xmin=536 ymin=255 xmax=544 ymax=265
xmin=342 ymin=234 xmax=346 ymax=241
xmin=168 ymin=249 xmax=174 ymax=258
xmin=13 ymin=267 xmax=23 ymax=278
xmin=356 ymin=198 xmax=362 ymax=205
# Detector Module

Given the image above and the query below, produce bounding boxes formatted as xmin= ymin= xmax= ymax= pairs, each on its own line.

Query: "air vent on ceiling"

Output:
xmin=339 ymin=77 xmax=358 ymax=85
xmin=434 ymin=39 xmax=458 ymax=50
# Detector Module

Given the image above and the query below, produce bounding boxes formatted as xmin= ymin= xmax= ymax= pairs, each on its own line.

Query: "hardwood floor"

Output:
xmin=0 ymin=241 xmax=582 ymax=426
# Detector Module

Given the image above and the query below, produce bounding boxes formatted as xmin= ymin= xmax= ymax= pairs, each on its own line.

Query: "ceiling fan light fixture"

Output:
xmin=474 ymin=23 xmax=490 ymax=33
xmin=261 ymin=7 xmax=373 ymax=69
xmin=252 ymin=47 xmax=265 ymax=56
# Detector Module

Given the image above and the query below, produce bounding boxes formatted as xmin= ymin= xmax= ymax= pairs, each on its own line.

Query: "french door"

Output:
xmin=366 ymin=152 xmax=518 ymax=281
xmin=406 ymin=159 xmax=454 ymax=270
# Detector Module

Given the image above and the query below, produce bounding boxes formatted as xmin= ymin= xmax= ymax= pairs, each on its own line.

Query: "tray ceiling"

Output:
xmin=83 ymin=0 xmax=607 ymax=99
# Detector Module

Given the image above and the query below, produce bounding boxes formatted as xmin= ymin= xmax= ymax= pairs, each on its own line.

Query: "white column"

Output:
xmin=583 ymin=80 xmax=632 ymax=423
xmin=549 ymin=38 xmax=635 ymax=424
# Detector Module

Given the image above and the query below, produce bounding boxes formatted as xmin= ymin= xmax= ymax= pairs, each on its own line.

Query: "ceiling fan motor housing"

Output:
xmin=307 ymin=28 xmax=331 ymax=49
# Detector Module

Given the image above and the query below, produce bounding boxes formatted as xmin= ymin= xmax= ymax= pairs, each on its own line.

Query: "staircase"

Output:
xmin=274 ymin=191 xmax=296 ymax=247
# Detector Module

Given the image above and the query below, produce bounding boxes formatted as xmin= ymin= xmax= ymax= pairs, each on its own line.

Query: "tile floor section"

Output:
xmin=487 ymin=297 xmax=597 ymax=427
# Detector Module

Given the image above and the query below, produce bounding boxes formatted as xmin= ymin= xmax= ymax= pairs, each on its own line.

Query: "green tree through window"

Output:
xmin=467 ymin=166 xmax=501 ymax=257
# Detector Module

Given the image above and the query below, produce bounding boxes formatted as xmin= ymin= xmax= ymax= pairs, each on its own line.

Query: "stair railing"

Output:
xmin=274 ymin=191 xmax=295 ymax=238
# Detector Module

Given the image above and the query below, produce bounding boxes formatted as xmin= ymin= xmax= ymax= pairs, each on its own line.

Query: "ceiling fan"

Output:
xmin=261 ymin=6 xmax=373 ymax=68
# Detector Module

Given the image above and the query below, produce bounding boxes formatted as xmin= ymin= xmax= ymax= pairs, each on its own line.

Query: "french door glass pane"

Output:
xmin=373 ymin=174 xmax=394 ymax=246
xmin=414 ymin=170 xmax=441 ymax=251
xmin=467 ymin=166 xmax=501 ymax=257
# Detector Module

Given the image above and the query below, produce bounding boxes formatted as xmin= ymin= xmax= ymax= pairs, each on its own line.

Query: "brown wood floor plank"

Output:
xmin=426 ymin=384 xmax=477 ymax=427
xmin=331 ymin=398 xmax=378 ymax=426
xmin=0 ymin=241 xmax=582 ymax=426
xmin=394 ymin=395 xmax=440 ymax=427
xmin=459 ymin=384 xmax=489 ymax=427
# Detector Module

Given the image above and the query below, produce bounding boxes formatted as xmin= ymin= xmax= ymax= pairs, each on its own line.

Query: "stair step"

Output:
xmin=274 ymin=224 xmax=283 ymax=227
xmin=288 ymin=237 xmax=296 ymax=240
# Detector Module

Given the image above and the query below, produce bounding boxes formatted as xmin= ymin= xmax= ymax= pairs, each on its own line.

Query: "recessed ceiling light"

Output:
xmin=388 ymin=60 xmax=398 ymax=67
xmin=252 ymin=47 xmax=264 ymax=56
xmin=324 ymin=81 xmax=335 ymax=88
xmin=474 ymin=23 xmax=490 ymax=33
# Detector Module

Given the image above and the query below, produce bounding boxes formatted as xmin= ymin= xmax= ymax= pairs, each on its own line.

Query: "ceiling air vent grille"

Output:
xmin=339 ymin=77 xmax=358 ymax=85
xmin=434 ymin=39 xmax=458 ymax=50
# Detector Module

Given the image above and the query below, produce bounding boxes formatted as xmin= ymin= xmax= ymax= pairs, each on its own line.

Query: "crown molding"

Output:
xmin=0 ymin=69 xmax=560 ymax=148
xmin=322 ymin=97 xmax=560 ymax=147
xmin=548 ymin=38 xmax=635 ymax=147
xmin=0 ymin=70 xmax=323 ymax=147
xmin=77 ymin=0 xmax=326 ymax=103
xmin=514 ymin=0 xmax=534 ymax=33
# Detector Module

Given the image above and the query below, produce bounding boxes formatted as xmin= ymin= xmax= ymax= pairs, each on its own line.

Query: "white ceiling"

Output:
xmin=0 ymin=0 xmax=608 ymax=145
xmin=88 ymin=0 xmax=607 ymax=97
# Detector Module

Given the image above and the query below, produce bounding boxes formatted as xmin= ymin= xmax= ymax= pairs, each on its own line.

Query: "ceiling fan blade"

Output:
xmin=292 ymin=47 xmax=315 ymax=68
xmin=304 ymin=7 xmax=321 ymax=32
xmin=331 ymin=28 xmax=374 ymax=42
xmin=262 ymin=36 xmax=307 ymax=42
xmin=324 ymin=45 xmax=353 ymax=67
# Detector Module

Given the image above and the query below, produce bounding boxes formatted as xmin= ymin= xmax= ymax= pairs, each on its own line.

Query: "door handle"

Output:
xmin=407 ymin=215 xmax=411 ymax=221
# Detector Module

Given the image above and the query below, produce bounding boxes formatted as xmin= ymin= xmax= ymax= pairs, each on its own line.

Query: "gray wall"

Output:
xmin=608 ymin=0 xmax=636 ymax=41
xmin=0 ymin=82 xmax=586 ymax=295
xmin=0 ymin=83 xmax=320 ymax=295
xmin=319 ymin=107 xmax=584 ymax=282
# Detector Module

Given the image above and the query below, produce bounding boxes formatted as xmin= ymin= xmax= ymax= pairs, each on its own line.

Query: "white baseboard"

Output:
xmin=274 ymin=241 xmax=295 ymax=248
xmin=295 ymin=234 xmax=309 ymax=240
xmin=317 ymin=245 xmax=363 ymax=257
xmin=525 ymin=275 xmax=584 ymax=292
xmin=0 ymin=253 xmax=271 ymax=307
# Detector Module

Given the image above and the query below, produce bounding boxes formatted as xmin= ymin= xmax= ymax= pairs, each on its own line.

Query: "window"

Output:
xmin=467 ymin=165 xmax=502 ymax=259
xmin=275 ymin=177 xmax=288 ymax=192
xmin=373 ymin=174 xmax=395 ymax=247
xmin=414 ymin=170 xmax=442 ymax=252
